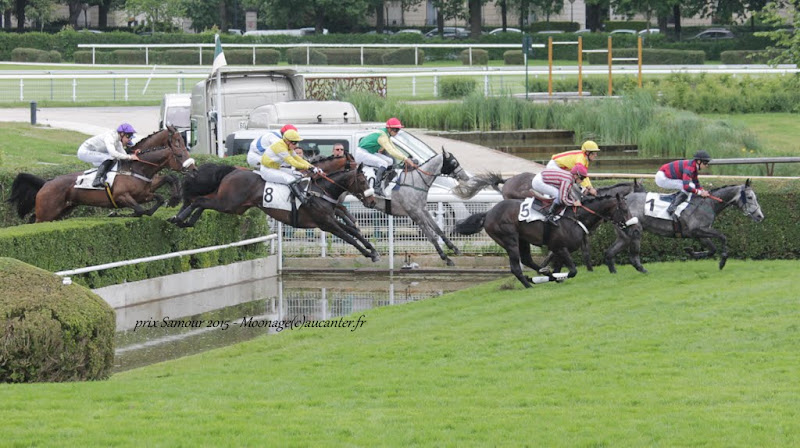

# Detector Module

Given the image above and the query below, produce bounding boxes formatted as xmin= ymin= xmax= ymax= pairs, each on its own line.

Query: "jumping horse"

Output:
xmin=454 ymin=171 xmax=646 ymax=273
xmin=7 ymin=126 xmax=196 ymax=223
xmin=168 ymin=157 xmax=381 ymax=261
xmin=607 ymin=180 xmax=765 ymax=271
xmin=456 ymin=194 xmax=636 ymax=288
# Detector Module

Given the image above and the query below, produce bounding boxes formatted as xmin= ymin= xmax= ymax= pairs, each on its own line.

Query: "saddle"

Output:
xmin=75 ymin=163 xmax=121 ymax=190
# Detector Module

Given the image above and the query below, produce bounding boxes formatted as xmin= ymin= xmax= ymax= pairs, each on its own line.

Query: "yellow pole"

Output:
xmin=637 ymin=36 xmax=643 ymax=88
xmin=578 ymin=36 xmax=583 ymax=96
xmin=548 ymin=37 xmax=553 ymax=96
xmin=608 ymin=36 xmax=613 ymax=96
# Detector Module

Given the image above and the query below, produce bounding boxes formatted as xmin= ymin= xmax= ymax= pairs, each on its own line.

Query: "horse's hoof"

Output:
xmin=445 ymin=259 xmax=455 ymax=267
xmin=719 ymin=259 xmax=727 ymax=270
xmin=371 ymin=254 xmax=381 ymax=263
xmin=167 ymin=216 xmax=177 ymax=223
xmin=638 ymin=268 xmax=649 ymax=274
xmin=452 ymin=248 xmax=462 ymax=256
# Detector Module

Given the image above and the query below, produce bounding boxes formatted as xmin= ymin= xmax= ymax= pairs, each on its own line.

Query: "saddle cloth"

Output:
xmin=644 ymin=192 xmax=691 ymax=220
xmin=518 ymin=197 xmax=561 ymax=223
xmin=261 ymin=178 xmax=307 ymax=211
xmin=74 ymin=162 xmax=120 ymax=190
xmin=362 ymin=166 xmax=398 ymax=200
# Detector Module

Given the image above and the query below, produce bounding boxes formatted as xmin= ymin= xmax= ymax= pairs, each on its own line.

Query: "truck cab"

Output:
xmin=159 ymin=93 xmax=192 ymax=147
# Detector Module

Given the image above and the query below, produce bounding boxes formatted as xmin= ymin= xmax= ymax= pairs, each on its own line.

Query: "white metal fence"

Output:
xmin=275 ymin=198 xmax=505 ymax=267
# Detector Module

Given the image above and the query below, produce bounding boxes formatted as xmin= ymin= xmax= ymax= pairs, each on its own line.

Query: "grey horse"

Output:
xmin=373 ymin=148 xmax=470 ymax=266
xmin=607 ymin=179 xmax=765 ymax=271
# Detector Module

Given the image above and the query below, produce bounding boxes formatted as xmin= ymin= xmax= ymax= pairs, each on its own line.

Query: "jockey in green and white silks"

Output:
xmin=356 ymin=117 xmax=414 ymax=196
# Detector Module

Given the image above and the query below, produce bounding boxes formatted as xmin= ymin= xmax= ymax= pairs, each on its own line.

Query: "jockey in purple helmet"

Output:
xmin=77 ymin=123 xmax=140 ymax=187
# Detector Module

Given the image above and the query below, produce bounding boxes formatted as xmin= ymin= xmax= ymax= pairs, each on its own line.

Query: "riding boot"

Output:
xmin=92 ymin=159 xmax=115 ymax=188
xmin=545 ymin=202 xmax=562 ymax=227
xmin=666 ymin=191 xmax=688 ymax=221
xmin=373 ymin=167 xmax=387 ymax=197
xmin=383 ymin=167 xmax=397 ymax=185
xmin=289 ymin=179 xmax=308 ymax=205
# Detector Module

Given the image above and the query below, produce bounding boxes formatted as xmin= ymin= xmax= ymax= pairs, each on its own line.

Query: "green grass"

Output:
xmin=0 ymin=259 xmax=798 ymax=446
xmin=0 ymin=122 xmax=88 ymax=169
xmin=703 ymin=113 xmax=800 ymax=156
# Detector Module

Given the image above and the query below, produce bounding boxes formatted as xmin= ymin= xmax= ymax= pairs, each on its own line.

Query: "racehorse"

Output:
xmin=454 ymin=172 xmax=646 ymax=272
xmin=455 ymin=194 xmax=636 ymax=288
xmin=7 ymin=126 xmax=195 ymax=223
xmin=606 ymin=180 xmax=764 ymax=271
xmin=168 ymin=159 xmax=380 ymax=261
xmin=374 ymin=148 xmax=470 ymax=266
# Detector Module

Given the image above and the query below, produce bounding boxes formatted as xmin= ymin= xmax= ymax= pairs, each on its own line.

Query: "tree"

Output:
xmin=532 ymin=0 xmax=563 ymax=24
xmin=25 ymin=0 xmax=53 ymax=30
xmin=430 ymin=0 xmax=465 ymax=36
xmin=468 ymin=0 xmax=483 ymax=38
xmin=14 ymin=0 xmax=27 ymax=30
xmin=125 ymin=0 xmax=185 ymax=33
xmin=757 ymin=0 xmax=799 ymax=64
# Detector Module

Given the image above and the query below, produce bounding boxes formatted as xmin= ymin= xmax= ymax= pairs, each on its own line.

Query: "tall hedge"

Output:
xmin=586 ymin=48 xmax=705 ymax=65
xmin=0 ymin=257 xmax=115 ymax=383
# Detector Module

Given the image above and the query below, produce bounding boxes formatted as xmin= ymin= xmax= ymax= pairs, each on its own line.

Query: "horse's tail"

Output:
xmin=455 ymin=212 xmax=487 ymax=235
xmin=7 ymin=173 xmax=46 ymax=218
xmin=452 ymin=172 xmax=506 ymax=199
xmin=182 ymin=164 xmax=237 ymax=201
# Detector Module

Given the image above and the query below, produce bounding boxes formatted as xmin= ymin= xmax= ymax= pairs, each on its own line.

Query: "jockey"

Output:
xmin=546 ymin=140 xmax=600 ymax=196
xmin=77 ymin=123 xmax=139 ymax=188
xmin=531 ymin=164 xmax=587 ymax=226
xmin=247 ymin=124 xmax=297 ymax=168
xmin=356 ymin=117 xmax=416 ymax=196
xmin=656 ymin=150 xmax=712 ymax=220
xmin=258 ymin=129 xmax=321 ymax=205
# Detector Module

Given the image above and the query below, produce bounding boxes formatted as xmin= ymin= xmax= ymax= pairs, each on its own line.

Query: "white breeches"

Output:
xmin=531 ymin=174 xmax=559 ymax=201
xmin=246 ymin=149 xmax=263 ymax=168
xmin=545 ymin=160 xmax=561 ymax=170
xmin=354 ymin=147 xmax=393 ymax=168
xmin=655 ymin=171 xmax=693 ymax=191
xmin=259 ymin=167 xmax=301 ymax=184
xmin=77 ymin=147 xmax=111 ymax=166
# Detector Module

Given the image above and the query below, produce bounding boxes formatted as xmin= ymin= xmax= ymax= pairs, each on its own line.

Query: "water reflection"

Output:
xmin=113 ymin=272 xmax=500 ymax=372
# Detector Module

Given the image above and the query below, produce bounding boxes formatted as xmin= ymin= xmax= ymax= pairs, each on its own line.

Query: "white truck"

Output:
xmin=189 ymin=67 xmax=305 ymax=155
xmin=159 ymin=93 xmax=192 ymax=147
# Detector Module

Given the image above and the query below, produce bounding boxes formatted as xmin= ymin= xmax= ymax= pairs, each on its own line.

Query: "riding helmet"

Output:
xmin=282 ymin=129 xmax=303 ymax=142
xmin=386 ymin=117 xmax=404 ymax=129
xmin=280 ymin=124 xmax=297 ymax=135
xmin=581 ymin=140 xmax=600 ymax=152
xmin=571 ymin=163 xmax=589 ymax=177
xmin=693 ymin=150 xmax=712 ymax=163
xmin=116 ymin=123 xmax=136 ymax=134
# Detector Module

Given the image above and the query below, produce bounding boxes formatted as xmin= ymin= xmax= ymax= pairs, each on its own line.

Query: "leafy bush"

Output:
xmin=586 ymin=48 xmax=705 ymax=65
xmin=112 ymin=49 xmax=148 ymax=64
xmin=720 ymin=50 xmax=779 ymax=64
xmin=162 ymin=49 xmax=202 ymax=65
xmin=10 ymin=48 xmax=62 ymax=63
xmin=0 ymin=258 xmax=115 ymax=383
xmin=460 ymin=48 xmax=488 ymax=65
xmin=73 ymin=50 xmax=115 ymax=64
xmin=286 ymin=47 xmax=327 ymax=65
xmin=225 ymin=48 xmax=281 ymax=65
xmin=503 ymin=50 xmax=524 ymax=65
xmin=440 ymin=77 xmax=478 ymax=99
xmin=382 ymin=47 xmax=424 ymax=65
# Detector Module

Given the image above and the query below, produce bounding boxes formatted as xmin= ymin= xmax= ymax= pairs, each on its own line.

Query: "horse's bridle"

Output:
xmin=315 ymin=169 xmax=373 ymax=202
xmin=574 ymin=202 xmax=638 ymax=230
xmin=132 ymin=129 xmax=194 ymax=171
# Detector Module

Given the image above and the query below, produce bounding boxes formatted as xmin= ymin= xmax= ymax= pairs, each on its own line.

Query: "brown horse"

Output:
xmin=169 ymin=158 xmax=381 ymax=261
xmin=8 ymin=126 xmax=196 ymax=223
xmin=455 ymin=194 xmax=636 ymax=288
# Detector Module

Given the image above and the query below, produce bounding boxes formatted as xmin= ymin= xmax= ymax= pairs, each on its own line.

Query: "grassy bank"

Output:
xmin=1 ymin=259 xmax=798 ymax=446
xmin=0 ymin=122 xmax=86 ymax=169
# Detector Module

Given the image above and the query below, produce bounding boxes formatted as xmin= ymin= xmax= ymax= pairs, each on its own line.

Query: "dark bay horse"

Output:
xmin=7 ymin=126 xmax=195 ymax=223
xmin=454 ymin=172 xmax=646 ymax=272
xmin=607 ymin=180 xmax=765 ymax=271
xmin=168 ymin=160 xmax=380 ymax=261
xmin=455 ymin=195 xmax=636 ymax=288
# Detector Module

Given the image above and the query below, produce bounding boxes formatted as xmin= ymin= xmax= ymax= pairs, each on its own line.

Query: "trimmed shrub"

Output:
xmin=73 ymin=50 xmax=115 ymax=64
xmin=163 ymin=49 xmax=202 ymax=65
xmin=112 ymin=49 xmax=148 ymax=64
xmin=224 ymin=48 xmax=281 ymax=65
xmin=720 ymin=50 xmax=779 ymax=64
xmin=586 ymin=48 xmax=705 ymax=65
xmin=460 ymin=48 xmax=489 ymax=65
xmin=503 ymin=50 xmax=524 ymax=65
xmin=383 ymin=47 xmax=424 ymax=65
xmin=286 ymin=47 xmax=327 ymax=65
xmin=440 ymin=77 xmax=477 ymax=98
xmin=0 ymin=258 xmax=115 ymax=383
xmin=10 ymin=48 xmax=62 ymax=63
xmin=529 ymin=21 xmax=580 ymax=33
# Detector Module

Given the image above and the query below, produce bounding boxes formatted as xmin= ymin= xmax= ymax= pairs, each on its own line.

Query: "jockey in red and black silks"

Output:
xmin=655 ymin=150 xmax=712 ymax=220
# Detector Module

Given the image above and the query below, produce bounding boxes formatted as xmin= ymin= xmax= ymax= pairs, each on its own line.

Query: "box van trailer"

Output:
xmin=159 ymin=93 xmax=192 ymax=147
xmin=189 ymin=68 xmax=304 ymax=155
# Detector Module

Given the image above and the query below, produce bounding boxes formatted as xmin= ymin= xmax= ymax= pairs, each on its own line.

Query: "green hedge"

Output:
xmin=720 ymin=49 xmax=779 ymax=64
xmin=586 ymin=48 xmax=705 ymax=65
xmin=460 ymin=48 xmax=488 ymax=65
xmin=589 ymin=179 xmax=800 ymax=267
xmin=503 ymin=50 xmax=524 ymax=65
xmin=440 ymin=77 xmax=478 ymax=98
xmin=0 ymin=208 xmax=269 ymax=289
xmin=112 ymin=49 xmax=149 ymax=64
xmin=382 ymin=47 xmax=423 ymax=65
xmin=10 ymin=48 xmax=62 ymax=63
xmin=286 ymin=47 xmax=328 ymax=65
xmin=0 ymin=258 xmax=115 ymax=383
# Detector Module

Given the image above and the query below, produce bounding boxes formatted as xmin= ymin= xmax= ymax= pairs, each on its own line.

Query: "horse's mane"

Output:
xmin=130 ymin=129 xmax=165 ymax=151
xmin=710 ymin=184 xmax=740 ymax=193
xmin=582 ymin=194 xmax=615 ymax=203
xmin=599 ymin=182 xmax=633 ymax=189
xmin=310 ymin=154 xmax=341 ymax=164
